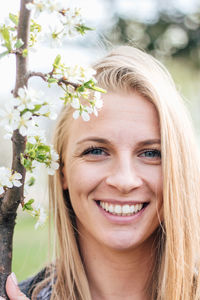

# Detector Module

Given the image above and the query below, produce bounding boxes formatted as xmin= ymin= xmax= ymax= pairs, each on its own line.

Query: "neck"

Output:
xmin=79 ymin=232 xmax=158 ymax=300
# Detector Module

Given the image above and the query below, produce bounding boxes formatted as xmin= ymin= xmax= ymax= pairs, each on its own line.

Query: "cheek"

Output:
xmin=66 ymin=162 xmax=104 ymax=198
xmin=144 ymin=165 xmax=163 ymax=192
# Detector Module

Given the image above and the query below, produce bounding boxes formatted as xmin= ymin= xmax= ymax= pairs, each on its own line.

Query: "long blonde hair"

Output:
xmin=34 ymin=46 xmax=200 ymax=299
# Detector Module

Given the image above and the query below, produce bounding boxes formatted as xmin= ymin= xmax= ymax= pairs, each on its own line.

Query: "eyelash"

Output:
xmin=139 ymin=149 xmax=161 ymax=159
xmin=82 ymin=146 xmax=107 ymax=156
xmin=82 ymin=147 xmax=161 ymax=158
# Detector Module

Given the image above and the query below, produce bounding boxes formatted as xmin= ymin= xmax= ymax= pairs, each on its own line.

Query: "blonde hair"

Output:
xmin=33 ymin=46 xmax=200 ymax=299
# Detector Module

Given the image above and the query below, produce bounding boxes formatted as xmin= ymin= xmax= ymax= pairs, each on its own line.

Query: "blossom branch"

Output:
xmin=27 ymin=71 xmax=81 ymax=89
xmin=27 ymin=71 xmax=48 ymax=82
xmin=0 ymin=0 xmax=32 ymax=298
xmin=57 ymin=78 xmax=80 ymax=89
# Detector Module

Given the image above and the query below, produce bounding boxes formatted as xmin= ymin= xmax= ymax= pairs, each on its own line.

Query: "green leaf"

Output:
xmin=75 ymin=24 xmax=94 ymax=35
xmin=30 ymin=104 xmax=42 ymax=112
xmin=22 ymin=49 xmax=28 ymax=57
xmin=37 ymin=145 xmax=50 ymax=152
xmin=30 ymin=19 xmax=42 ymax=33
xmin=23 ymin=199 xmax=34 ymax=211
xmin=14 ymin=38 xmax=24 ymax=49
xmin=26 ymin=142 xmax=34 ymax=151
xmin=27 ymin=177 xmax=35 ymax=187
xmin=28 ymin=199 xmax=34 ymax=205
xmin=9 ymin=13 xmax=19 ymax=26
xmin=36 ymin=154 xmax=47 ymax=162
xmin=53 ymin=54 xmax=61 ymax=69
xmin=0 ymin=26 xmax=12 ymax=51
xmin=21 ymin=157 xmax=33 ymax=171
xmin=84 ymin=80 xmax=107 ymax=93
xmin=0 ymin=51 xmax=9 ymax=59
xmin=90 ymin=86 xmax=107 ymax=93
xmin=77 ymin=85 xmax=85 ymax=92
xmin=47 ymin=77 xmax=58 ymax=84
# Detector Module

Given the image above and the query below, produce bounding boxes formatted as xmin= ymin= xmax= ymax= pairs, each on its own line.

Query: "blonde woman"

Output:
xmin=3 ymin=46 xmax=200 ymax=300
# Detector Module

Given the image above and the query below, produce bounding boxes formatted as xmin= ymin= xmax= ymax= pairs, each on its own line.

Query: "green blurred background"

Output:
xmin=1 ymin=0 xmax=199 ymax=281
xmin=13 ymin=215 xmax=50 ymax=281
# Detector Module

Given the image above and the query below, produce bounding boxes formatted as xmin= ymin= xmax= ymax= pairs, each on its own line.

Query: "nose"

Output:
xmin=105 ymin=155 xmax=143 ymax=194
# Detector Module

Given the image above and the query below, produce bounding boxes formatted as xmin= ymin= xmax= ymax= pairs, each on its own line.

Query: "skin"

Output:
xmin=62 ymin=91 xmax=163 ymax=299
xmin=2 ymin=273 xmax=28 ymax=300
xmin=5 ymin=90 xmax=163 ymax=300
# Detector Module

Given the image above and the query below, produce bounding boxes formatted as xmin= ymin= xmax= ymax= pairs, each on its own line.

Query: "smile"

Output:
xmin=99 ymin=201 xmax=144 ymax=216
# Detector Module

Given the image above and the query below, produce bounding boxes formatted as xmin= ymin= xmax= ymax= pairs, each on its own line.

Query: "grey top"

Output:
xmin=19 ymin=268 xmax=52 ymax=299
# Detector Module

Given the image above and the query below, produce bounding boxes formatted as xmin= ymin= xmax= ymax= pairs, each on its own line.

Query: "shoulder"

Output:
xmin=19 ymin=268 xmax=52 ymax=299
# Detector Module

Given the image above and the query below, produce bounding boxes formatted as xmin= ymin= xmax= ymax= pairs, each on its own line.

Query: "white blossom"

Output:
xmin=47 ymin=147 xmax=59 ymax=175
xmin=0 ymin=167 xmax=22 ymax=195
xmin=45 ymin=0 xmax=64 ymax=13
xmin=18 ymin=111 xmax=33 ymax=136
xmin=32 ymin=160 xmax=41 ymax=170
xmin=58 ymin=7 xmax=85 ymax=38
xmin=32 ymin=203 xmax=47 ymax=229
xmin=82 ymin=110 xmax=90 ymax=122
xmin=11 ymin=172 xmax=23 ymax=187
xmin=26 ymin=0 xmax=68 ymax=17
xmin=0 ymin=102 xmax=20 ymax=132
xmin=37 ymin=100 xmax=57 ymax=120
xmin=91 ymin=92 xmax=103 ymax=117
xmin=72 ymin=106 xmax=91 ymax=122
xmin=94 ymin=92 xmax=103 ymax=108
xmin=27 ymin=127 xmax=46 ymax=144
xmin=42 ymin=22 xmax=65 ymax=48
xmin=43 ymin=30 xmax=63 ymax=48
xmin=26 ymin=0 xmax=47 ymax=18
xmin=71 ymin=91 xmax=103 ymax=121
xmin=71 ymin=97 xmax=80 ymax=109
xmin=64 ymin=65 xmax=96 ymax=84
xmin=73 ymin=110 xmax=80 ymax=120
xmin=17 ymin=87 xmax=39 ymax=111
xmin=0 ymin=86 xmax=58 ymax=139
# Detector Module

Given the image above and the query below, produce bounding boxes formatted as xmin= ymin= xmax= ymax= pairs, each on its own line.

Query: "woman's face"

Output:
xmin=62 ymin=91 xmax=163 ymax=252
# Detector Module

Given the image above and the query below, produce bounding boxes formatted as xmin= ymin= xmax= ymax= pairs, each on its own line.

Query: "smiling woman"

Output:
xmin=62 ymin=91 xmax=163 ymax=256
xmin=4 ymin=46 xmax=200 ymax=300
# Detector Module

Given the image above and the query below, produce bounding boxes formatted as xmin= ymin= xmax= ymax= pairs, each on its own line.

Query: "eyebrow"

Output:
xmin=77 ymin=137 xmax=161 ymax=146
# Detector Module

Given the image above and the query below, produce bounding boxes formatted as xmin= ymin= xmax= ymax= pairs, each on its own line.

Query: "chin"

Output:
xmin=104 ymin=231 xmax=142 ymax=252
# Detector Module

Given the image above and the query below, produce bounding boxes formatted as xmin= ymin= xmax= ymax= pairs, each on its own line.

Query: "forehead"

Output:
xmin=68 ymin=91 xmax=160 ymax=144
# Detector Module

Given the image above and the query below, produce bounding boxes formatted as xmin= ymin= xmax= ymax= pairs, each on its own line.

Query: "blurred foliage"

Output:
xmin=104 ymin=4 xmax=200 ymax=68
xmin=12 ymin=214 xmax=50 ymax=281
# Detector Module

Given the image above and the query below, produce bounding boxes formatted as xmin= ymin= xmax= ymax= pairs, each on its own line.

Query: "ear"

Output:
xmin=62 ymin=166 xmax=68 ymax=190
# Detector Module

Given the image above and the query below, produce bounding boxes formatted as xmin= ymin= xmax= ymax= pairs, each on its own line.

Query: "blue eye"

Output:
xmin=140 ymin=150 xmax=161 ymax=158
xmin=83 ymin=147 xmax=106 ymax=156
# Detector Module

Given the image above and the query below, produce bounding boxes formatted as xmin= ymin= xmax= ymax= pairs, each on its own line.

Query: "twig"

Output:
xmin=27 ymin=71 xmax=47 ymax=82
xmin=58 ymin=78 xmax=80 ymax=89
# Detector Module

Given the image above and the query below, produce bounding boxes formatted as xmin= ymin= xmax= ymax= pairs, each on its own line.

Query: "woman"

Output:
xmin=3 ymin=46 xmax=200 ymax=300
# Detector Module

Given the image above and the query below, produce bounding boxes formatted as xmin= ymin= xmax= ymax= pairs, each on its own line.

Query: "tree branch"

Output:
xmin=58 ymin=78 xmax=80 ymax=89
xmin=0 ymin=1 xmax=32 ymax=297
xmin=1 ymin=0 xmax=31 ymax=212
xmin=27 ymin=71 xmax=48 ymax=82
xmin=27 ymin=71 xmax=81 ymax=90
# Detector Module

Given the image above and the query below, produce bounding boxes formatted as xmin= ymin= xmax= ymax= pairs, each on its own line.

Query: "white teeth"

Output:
xmin=115 ymin=205 xmax=121 ymax=214
xmin=99 ymin=201 xmax=144 ymax=216
xmin=122 ymin=205 xmax=130 ymax=214
xmin=108 ymin=204 xmax=114 ymax=213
